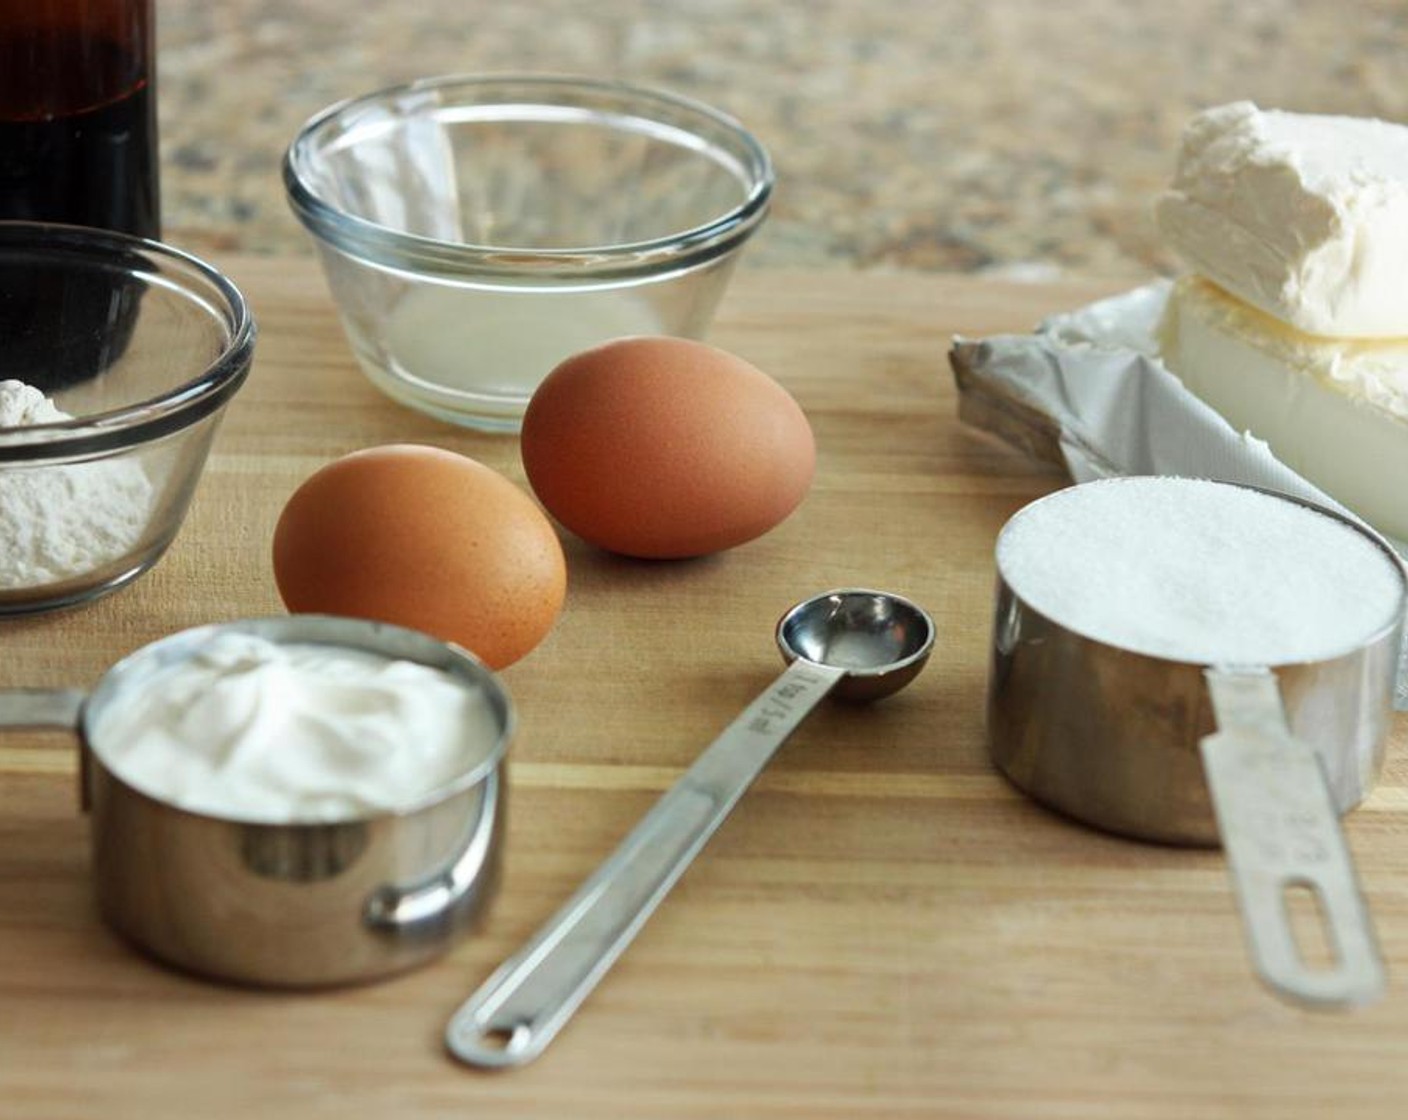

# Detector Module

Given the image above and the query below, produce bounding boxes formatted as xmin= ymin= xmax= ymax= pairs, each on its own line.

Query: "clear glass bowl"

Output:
xmin=284 ymin=74 xmax=773 ymax=431
xmin=0 ymin=222 xmax=255 ymax=615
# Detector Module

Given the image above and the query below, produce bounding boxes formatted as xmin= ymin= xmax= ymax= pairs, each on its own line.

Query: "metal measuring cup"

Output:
xmin=0 ymin=615 xmax=513 ymax=987
xmin=988 ymin=481 xmax=1405 ymax=1009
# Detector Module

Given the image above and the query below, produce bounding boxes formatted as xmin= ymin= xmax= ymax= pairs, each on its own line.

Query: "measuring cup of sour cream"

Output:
xmin=0 ymin=615 xmax=513 ymax=987
xmin=988 ymin=477 xmax=1406 ymax=1010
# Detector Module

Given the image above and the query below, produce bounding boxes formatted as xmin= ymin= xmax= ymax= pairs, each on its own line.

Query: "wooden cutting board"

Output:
xmin=3 ymin=258 xmax=1407 ymax=1120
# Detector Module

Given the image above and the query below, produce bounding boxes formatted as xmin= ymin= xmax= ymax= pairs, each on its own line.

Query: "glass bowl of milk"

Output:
xmin=283 ymin=75 xmax=773 ymax=432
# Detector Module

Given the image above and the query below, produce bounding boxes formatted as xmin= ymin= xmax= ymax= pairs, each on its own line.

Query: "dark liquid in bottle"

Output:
xmin=0 ymin=23 xmax=158 ymax=389
xmin=0 ymin=26 xmax=159 ymax=236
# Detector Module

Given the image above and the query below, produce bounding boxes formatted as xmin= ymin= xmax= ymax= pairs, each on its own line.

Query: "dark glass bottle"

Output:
xmin=0 ymin=0 xmax=160 ymax=236
xmin=0 ymin=1 xmax=158 ymax=390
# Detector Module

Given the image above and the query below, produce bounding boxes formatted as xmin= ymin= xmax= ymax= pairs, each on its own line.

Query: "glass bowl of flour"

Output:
xmin=0 ymin=222 xmax=255 ymax=615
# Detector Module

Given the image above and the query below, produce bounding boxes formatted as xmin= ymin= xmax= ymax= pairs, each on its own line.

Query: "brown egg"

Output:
xmin=272 ymin=444 xmax=566 ymax=669
xmin=520 ymin=337 xmax=815 ymax=559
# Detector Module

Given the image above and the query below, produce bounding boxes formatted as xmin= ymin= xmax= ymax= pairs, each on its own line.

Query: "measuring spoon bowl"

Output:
xmin=776 ymin=588 xmax=935 ymax=702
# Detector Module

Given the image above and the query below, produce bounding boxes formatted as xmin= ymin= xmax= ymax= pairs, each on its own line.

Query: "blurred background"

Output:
xmin=161 ymin=0 xmax=1408 ymax=281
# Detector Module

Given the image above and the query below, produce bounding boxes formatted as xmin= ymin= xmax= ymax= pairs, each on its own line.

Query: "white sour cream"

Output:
xmin=90 ymin=632 xmax=504 ymax=823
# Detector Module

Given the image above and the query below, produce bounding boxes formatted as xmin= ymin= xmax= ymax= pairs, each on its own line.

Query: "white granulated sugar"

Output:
xmin=997 ymin=477 xmax=1404 ymax=665
xmin=0 ymin=380 xmax=155 ymax=590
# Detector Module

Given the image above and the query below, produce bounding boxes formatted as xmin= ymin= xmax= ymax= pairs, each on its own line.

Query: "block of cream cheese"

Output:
xmin=1158 ymin=275 xmax=1408 ymax=541
xmin=1155 ymin=102 xmax=1408 ymax=338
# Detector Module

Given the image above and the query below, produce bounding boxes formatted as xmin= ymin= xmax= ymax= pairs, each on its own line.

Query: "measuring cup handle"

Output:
xmin=363 ymin=767 xmax=503 ymax=937
xmin=0 ymin=689 xmax=88 ymax=810
xmin=1200 ymin=668 xmax=1386 ymax=1009
xmin=445 ymin=659 xmax=847 ymax=1070
xmin=0 ymin=688 xmax=85 ymax=729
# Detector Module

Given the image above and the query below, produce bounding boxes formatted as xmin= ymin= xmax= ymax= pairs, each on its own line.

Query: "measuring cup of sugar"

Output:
xmin=0 ymin=614 xmax=512 ymax=987
xmin=988 ymin=476 xmax=1405 ymax=1009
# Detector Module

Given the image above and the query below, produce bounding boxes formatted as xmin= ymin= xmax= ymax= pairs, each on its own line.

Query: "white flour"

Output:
xmin=0 ymin=379 xmax=154 ymax=589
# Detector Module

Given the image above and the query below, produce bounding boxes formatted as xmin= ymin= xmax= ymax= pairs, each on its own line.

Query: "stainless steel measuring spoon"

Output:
xmin=446 ymin=588 xmax=935 ymax=1069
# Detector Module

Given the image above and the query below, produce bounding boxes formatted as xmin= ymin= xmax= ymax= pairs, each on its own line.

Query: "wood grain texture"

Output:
xmin=3 ymin=259 xmax=1406 ymax=1119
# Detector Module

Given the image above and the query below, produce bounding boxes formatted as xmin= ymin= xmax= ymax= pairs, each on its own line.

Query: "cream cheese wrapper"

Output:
xmin=947 ymin=281 xmax=1408 ymax=708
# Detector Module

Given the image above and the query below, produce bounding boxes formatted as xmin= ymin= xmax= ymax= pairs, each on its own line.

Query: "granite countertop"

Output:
xmin=161 ymin=0 xmax=1408 ymax=280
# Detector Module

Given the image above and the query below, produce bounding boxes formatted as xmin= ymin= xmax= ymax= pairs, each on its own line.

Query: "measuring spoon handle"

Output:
xmin=1201 ymin=668 xmax=1385 ymax=1009
xmin=446 ymin=659 xmax=846 ymax=1070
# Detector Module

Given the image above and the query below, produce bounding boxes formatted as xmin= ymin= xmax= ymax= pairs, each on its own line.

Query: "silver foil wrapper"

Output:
xmin=948 ymin=281 xmax=1408 ymax=707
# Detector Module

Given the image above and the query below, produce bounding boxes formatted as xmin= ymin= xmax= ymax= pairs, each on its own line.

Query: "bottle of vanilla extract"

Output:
xmin=0 ymin=1 xmax=158 ymax=390
xmin=0 ymin=0 xmax=159 ymax=237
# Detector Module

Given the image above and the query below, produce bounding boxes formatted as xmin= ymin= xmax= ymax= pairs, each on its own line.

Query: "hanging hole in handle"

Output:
xmin=480 ymin=1024 xmax=526 ymax=1052
xmin=447 ymin=1016 xmax=536 ymax=1069
xmin=1283 ymin=879 xmax=1339 ymax=973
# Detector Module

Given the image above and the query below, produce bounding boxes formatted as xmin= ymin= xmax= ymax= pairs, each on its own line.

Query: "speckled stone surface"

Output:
xmin=158 ymin=0 xmax=1408 ymax=279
